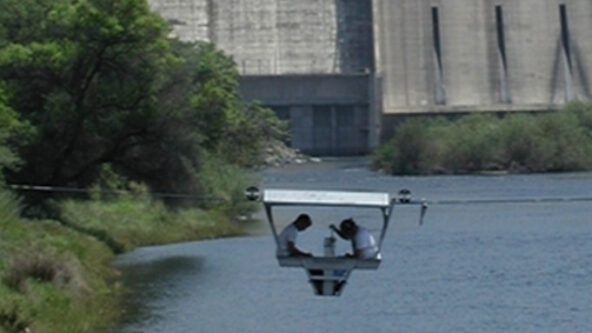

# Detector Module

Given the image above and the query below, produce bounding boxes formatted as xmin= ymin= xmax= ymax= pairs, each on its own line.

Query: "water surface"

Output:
xmin=112 ymin=158 xmax=592 ymax=333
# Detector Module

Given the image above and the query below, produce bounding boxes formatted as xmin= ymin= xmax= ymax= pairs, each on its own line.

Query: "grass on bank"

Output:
xmin=59 ymin=196 xmax=245 ymax=253
xmin=1 ymin=191 xmax=249 ymax=333
xmin=58 ymin=157 xmax=255 ymax=253
xmin=0 ymin=161 xmax=257 ymax=332
xmin=372 ymin=101 xmax=592 ymax=175
xmin=1 ymin=190 xmax=120 ymax=333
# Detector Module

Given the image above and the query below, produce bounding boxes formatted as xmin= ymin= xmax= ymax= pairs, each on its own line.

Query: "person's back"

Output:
xmin=276 ymin=214 xmax=312 ymax=257
xmin=331 ymin=218 xmax=379 ymax=259
xmin=353 ymin=226 xmax=378 ymax=259
xmin=277 ymin=223 xmax=298 ymax=256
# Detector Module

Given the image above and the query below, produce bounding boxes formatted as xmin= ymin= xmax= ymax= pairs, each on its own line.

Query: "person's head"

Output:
xmin=294 ymin=214 xmax=312 ymax=231
xmin=339 ymin=218 xmax=357 ymax=238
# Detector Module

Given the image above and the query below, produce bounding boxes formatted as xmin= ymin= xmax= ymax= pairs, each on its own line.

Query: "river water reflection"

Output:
xmin=112 ymin=158 xmax=592 ymax=333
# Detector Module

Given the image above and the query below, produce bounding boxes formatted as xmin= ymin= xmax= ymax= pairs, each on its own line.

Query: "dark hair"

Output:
xmin=294 ymin=214 xmax=312 ymax=230
xmin=340 ymin=218 xmax=356 ymax=231
xmin=296 ymin=214 xmax=311 ymax=224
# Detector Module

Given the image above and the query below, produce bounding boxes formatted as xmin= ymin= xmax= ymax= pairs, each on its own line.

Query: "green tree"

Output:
xmin=1 ymin=0 xmax=285 ymax=206
xmin=0 ymin=0 xmax=179 ymax=190
xmin=0 ymin=82 xmax=31 ymax=181
xmin=0 ymin=0 xmax=61 ymax=45
xmin=180 ymin=42 xmax=287 ymax=166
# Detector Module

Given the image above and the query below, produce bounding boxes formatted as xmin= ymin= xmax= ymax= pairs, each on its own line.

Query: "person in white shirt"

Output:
xmin=276 ymin=214 xmax=313 ymax=257
xmin=330 ymin=218 xmax=378 ymax=259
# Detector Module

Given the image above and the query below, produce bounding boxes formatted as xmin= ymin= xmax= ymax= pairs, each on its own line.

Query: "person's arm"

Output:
xmin=288 ymin=242 xmax=312 ymax=257
xmin=353 ymin=248 xmax=364 ymax=259
xmin=329 ymin=224 xmax=347 ymax=239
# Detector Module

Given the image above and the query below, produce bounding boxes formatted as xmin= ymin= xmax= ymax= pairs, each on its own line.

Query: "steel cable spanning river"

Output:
xmin=112 ymin=158 xmax=592 ymax=333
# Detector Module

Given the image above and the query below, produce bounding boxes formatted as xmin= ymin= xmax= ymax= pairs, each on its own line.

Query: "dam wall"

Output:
xmin=373 ymin=0 xmax=592 ymax=114
xmin=149 ymin=0 xmax=375 ymax=155
xmin=149 ymin=0 xmax=592 ymax=154
xmin=150 ymin=0 xmax=373 ymax=74
xmin=239 ymin=74 xmax=374 ymax=155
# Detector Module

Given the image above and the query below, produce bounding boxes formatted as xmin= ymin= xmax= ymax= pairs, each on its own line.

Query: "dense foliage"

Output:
xmin=0 ymin=83 xmax=31 ymax=181
xmin=1 ymin=189 xmax=121 ymax=333
xmin=372 ymin=101 xmax=592 ymax=175
xmin=0 ymin=0 xmax=284 ymax=207
xmin=0 ymin=0 xmax=285 ymax=331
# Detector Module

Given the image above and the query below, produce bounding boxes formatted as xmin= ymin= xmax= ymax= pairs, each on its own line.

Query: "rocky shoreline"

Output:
xmin=260 ymin=140 xmax=321 ymax=167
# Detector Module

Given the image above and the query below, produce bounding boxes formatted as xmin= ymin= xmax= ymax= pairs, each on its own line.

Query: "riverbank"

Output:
xmin=372 ymin=101 xmax=592 ymax=175
xmin=0 ymin=138 xmax=314 ymax=332
xmin=0 ymin=191 xmax=245 ymax=333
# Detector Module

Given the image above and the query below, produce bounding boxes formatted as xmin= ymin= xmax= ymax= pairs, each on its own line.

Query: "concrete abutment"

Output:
xmin=149 ymin=0 xmax=592 ymax=155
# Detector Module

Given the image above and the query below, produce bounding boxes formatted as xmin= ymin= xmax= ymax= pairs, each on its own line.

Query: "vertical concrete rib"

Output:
xmin=559 ymin=3 xmax=574 ymax=101
xmin=570 ymin=0 xmax=592 ymax=97
xmin=207 ymin=0 xmax=216 ymax=43
xmin=371 ymin=0 xmax=382 ymax=75
xmin=369 ymin=0 xmax=382 ymax=148
xmin=495 ymin=4 xmax=511 ymax=103
xmin=273 ymin=0 xmax=279 ymax=74
xmin=431 ymin=5 xmax=445 ymax=104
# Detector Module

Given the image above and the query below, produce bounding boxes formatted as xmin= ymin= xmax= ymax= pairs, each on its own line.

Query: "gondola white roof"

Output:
xmin=262 ymin=189 xmax=391 ymax=208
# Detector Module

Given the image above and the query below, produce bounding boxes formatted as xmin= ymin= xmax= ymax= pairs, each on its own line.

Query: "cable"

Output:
xmin=8 ymin=184 xmax=226 ymax=202
xmin=423 ymin=196 xmax=592 ymax=205
xmin=10 ymin=184 xmax=592 ymax=205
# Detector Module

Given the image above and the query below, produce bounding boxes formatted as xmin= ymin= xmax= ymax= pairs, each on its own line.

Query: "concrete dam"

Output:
xmin=149 ymin=0 xmax=592 ymax=155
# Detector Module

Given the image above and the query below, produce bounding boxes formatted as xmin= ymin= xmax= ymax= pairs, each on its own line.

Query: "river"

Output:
xmin=111 ymin=158 xmax=592 ymax=333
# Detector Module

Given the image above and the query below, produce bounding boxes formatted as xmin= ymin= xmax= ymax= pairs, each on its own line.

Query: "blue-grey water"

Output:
xmin=112 ymin=158 xmax=592 ymax=333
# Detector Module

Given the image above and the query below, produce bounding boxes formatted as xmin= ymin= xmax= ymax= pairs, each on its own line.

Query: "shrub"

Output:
xmin=3 ymin=255 xmax=70 ymax=292
xmin=375 ymin=118 xmax=442 ymax=174
xmin=534 ymin=110 xmax=592 ymax=171
xmin=59 ymin=192 xmax=245 ymax=251
xmin=438 ymin=114 xmax=501 ymax=173
xmin=198 ymin=154 xmax=259 ymax=218
xmin=497 ymin=113 xmax=547 ymax=171
xmin=1 ymin=188 xmax=120 ymax=333
xmin=0 ymin=301 xmax=31 ymax=333
xmin=370 ymin=140 xmax=398 ymax=174
xmin=372 ymin=101 xmax=592 ymax=175
xmin=0 ymin=190 xmax=19 ymax=224
xmin=564 ymin=100 xmax=592 ymax=133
